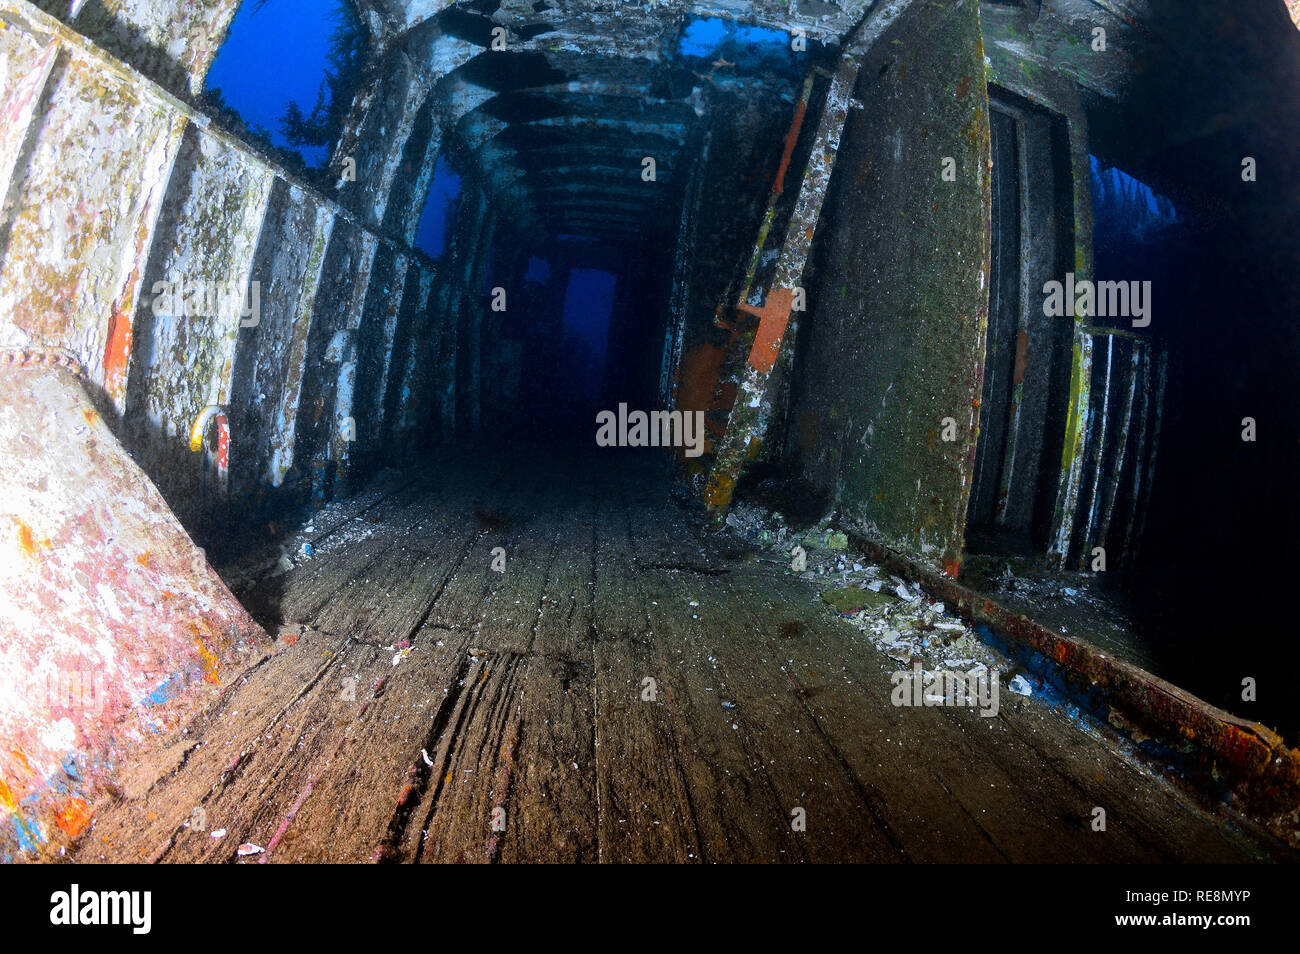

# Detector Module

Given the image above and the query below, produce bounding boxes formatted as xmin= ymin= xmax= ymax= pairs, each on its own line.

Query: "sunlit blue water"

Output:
xmin=207 ymin=0 xmax=350 ymax=168
xmin=1090 ymin=155 xmax=1180 ymax=243
xmin=678 ymin=17 xmax=799 ymax=73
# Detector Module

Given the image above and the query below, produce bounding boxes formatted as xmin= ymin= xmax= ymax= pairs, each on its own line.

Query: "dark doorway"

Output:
xmin=966 ymin=92 xmax=1075 ymax=558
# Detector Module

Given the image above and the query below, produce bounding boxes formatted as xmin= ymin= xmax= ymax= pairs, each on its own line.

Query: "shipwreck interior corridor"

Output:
xmin=68 ymin=446 xmax=1272 ymax=863
xmin=3 ymin=0 xmax=1300 ymax=863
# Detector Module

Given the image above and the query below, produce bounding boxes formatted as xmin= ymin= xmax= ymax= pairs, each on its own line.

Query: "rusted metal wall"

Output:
xmin=122 ymin=124 xmax=275 ymax=522
xmin=229 ymin=181 xmax=337 ymax=498
xmin=0 ymin=5 xmax=184 ymax=406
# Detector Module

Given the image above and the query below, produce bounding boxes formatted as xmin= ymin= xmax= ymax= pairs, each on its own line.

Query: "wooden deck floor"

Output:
xmin=73 ymin=449 xmax=1286 ymax=863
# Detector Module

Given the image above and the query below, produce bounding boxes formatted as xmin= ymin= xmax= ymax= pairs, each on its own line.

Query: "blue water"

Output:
xmin=415 ymin=157 xmax=463 ymax=259
xmin=1090 ymin=155 xmax=1180 ymax=242
xmin=525 ymin=256 xmax=551 ymax=284
xmin=562 ymin=268 xmax=617 ymax=401
xmin=678 ymin=17 xmax=799 ymax=73
xmin=206 ymin=0 xmax=347 ymax=168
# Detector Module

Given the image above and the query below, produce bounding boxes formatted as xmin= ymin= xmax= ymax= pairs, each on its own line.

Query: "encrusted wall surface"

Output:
xmin=123 ymin=125 xmax=275 ymax=515
xmin=0 ymin=1 xmax=478 ymax=531
xmin=786 ymin=0 xmax=991 ymax=575
xmin=0 ymin=366 xmax=265 ymax=860
xmin=0 ymin=0 xmax=484 ymax=858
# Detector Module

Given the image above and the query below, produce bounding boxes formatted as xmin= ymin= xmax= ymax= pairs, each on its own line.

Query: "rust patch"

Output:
xmin=739 ymin=287 xmax=794 ymax=374
xmin=772 ymin=89 xmax=810 ymax=196
xmin=676 ymin=343 xmax=728 ymax=414
xmin=216 ymin=413 xmax=230 ymax=472
xmin=848 ymin=529 xmax=1300 ymax=816
xmin=55 ymin=796 xmax=93 ymax=837
xmin=15 ymin=521 xmax=47 ymax=558
xmin=1013 ymin=328 xmax=1029 ymax=385
xmin=194 ymin=639 xmax=221 ymax=685
xmin=704 ymin=471 xmax=735 ymax=511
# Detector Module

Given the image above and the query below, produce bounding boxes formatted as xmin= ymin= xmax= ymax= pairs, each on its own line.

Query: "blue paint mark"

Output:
xmin=142 ymin=675 xmax=178 ymax=708
xmin=8 ymin=809 xmax=41 ymax=854
xmin=59 ymin=754 xmax=81 ymax=782
xmin=972 ymin=623 xmax=1110 ymax=720
xmin=968 ymin=620 xmax=1233 ymax=803
xmin=415 ymin=156 xmax=463 ymax=259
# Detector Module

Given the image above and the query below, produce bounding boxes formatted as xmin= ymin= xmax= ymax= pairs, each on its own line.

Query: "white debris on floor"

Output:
xmin=724 ymin=502 xmax=1033 ymax=703
xmin=220 ymin=470 xmax=411 ymax=590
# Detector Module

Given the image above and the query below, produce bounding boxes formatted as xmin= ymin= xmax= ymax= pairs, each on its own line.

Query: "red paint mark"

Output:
xmin=102 ymin=310 xmax=132 ymax=396
xmin=739 ymin=288 xmax=795 ymax=374
xmin=942 ymin=557 xmax=962 ymax=580
xmin=55 ymin=796 xmax=93 ymax=837
xmin=215 ymin=414 xmax=230 ymax=472
xmin=258 ymin=779 xmax=314 ymax=863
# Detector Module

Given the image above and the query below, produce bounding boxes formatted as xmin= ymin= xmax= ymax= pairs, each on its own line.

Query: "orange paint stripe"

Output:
xmin=747 ymin=288 xmax=794 ymax=374
xmin=102 ymin=309 xmax=132 ymax=396
xmin=772 ymin=94 xmax=809 ymax=197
